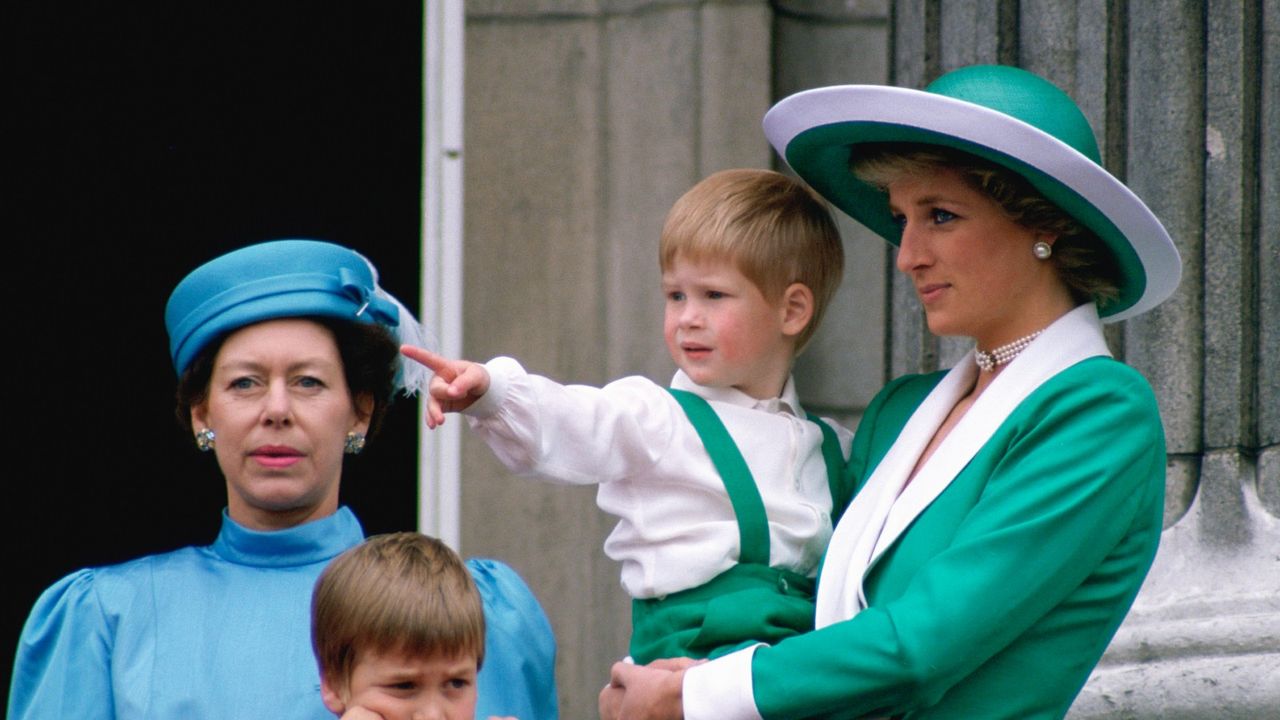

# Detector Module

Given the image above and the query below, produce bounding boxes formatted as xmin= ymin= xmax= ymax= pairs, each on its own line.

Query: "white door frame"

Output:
xmin=418 ymin=0 xmax=464 ymax=548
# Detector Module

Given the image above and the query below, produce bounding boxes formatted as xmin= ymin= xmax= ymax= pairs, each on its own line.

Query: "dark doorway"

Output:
xmin=5 ymin=2 xmax=424 ymax=703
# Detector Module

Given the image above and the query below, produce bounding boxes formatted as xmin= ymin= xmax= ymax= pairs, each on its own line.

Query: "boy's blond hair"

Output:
xmin=659 ymin=168 xmax=844 ymax=350
xmin=311 ymin=532 xmax=485 ymax=690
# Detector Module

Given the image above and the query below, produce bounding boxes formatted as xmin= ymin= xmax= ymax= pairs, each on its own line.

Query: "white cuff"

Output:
xmin=683 ymin=645 xmax=763 ymax=720
xmin=463 ymin=356 xmax=522 ymax=419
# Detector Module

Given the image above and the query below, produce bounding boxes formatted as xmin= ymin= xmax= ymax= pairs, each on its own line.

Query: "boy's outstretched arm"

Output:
xmin=400 ymin=345 xmax=492 ymax=428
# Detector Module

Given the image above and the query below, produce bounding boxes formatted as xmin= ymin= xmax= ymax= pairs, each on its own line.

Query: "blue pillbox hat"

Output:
xmin=165 ymin=239 xmax=402 ymax=375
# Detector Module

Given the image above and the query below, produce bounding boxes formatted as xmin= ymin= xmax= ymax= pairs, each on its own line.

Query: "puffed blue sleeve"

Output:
xmin=8 ymin=570 xmax=116 ymax=720
xmin=467 ymin=558 xmax=560 ymax=720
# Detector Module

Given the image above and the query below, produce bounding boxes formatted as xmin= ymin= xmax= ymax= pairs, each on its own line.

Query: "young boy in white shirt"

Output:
xmin=403 ymin=168 xmax=851 ymax=663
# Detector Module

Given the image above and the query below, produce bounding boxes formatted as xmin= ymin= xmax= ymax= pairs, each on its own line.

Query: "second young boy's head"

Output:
xmin=659 ymin=169 xmax=843 ymax=398
xmin=312 ymin=532 xmax=484 ymax=720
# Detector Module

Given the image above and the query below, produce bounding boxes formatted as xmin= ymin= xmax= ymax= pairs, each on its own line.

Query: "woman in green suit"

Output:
xmin=599 ymin=64 xmax=1181 ymax=720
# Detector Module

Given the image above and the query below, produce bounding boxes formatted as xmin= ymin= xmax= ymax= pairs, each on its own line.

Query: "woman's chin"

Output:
xmin=227 ymin=481 xmax=337 ymax=528
xmin=923 ymin=316 xmax=965 ymax=339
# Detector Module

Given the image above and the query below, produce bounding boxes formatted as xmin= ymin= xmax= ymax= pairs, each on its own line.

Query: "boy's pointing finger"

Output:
xmin=401 ymin=345 xmax=455 ymax=378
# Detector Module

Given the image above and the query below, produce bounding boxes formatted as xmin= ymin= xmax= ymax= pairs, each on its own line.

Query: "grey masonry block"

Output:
xmin=1260 ymin=445 xmax=1280 ymax=517
xmin=1086 ymin=447 xmax=1280 ymax=718
xmin=1202 ymin=0 xmax=1260 ymax=449
xmin=1124 ymin=0 xmax=1205 ymax=456
xmin=893 ymin=0 xmax=933 ymax=88
xmin=464 ymin=17 xmax=605 ymax=377
xmin=698 ymin=3 xmax=772 ymax=174
xmin=1163 ymin=455 xmax=1199 ymax=529
xmin=603 ymin=5 xmax=700 ymax=381
xmin=939 ymin=0 xmax=1002 ymax=69
xmin=1019 ymin=1 xmax=1082 ymax=91
xmin=1259 ymin=0 xmax=1279 ymax=446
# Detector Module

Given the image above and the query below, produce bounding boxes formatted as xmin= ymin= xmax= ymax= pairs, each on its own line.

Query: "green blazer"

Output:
xmin=684 ymin=306 xmax=1166 ymax=720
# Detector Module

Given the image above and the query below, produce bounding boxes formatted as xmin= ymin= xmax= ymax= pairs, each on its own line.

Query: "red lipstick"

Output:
xmin=250 ymin=445 xmax=304 ymax=469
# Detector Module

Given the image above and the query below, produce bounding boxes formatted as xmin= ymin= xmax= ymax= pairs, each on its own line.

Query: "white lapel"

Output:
xmin=815 ymin=305 xmax=1110 ymax=627
xmin=815 ymin=362 xmax=974 ymax=625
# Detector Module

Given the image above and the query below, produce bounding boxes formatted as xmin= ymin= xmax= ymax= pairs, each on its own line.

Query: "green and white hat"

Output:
xmin=763 ymin=64 xmax=1181 ymax=321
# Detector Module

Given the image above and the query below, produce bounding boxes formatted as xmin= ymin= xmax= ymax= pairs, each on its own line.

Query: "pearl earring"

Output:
xmin=1032 ymin=241 xmax=1053 ymax=260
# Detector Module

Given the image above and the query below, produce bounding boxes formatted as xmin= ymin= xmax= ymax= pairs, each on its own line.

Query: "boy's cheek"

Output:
xmin=345 ymin=692 xmax=403 ymax=716
xmin=457 ymin=690 xmax=479 ymax=717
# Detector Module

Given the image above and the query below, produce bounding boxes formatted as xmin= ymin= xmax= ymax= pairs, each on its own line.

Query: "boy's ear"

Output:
xmin=320 ymin=674 xmax=348 ymax=716
xmin=780 ymin=283 xmax=815 ymax=338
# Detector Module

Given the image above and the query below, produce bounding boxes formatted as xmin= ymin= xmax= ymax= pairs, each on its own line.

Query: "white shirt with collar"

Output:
xmin=463 ymin=357 xmax=853 ymax=599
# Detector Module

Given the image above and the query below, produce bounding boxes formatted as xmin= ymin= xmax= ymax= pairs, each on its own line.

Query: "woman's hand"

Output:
xmin=599 ymin=661 xmax=685 ymax=720
xmin=647 ymin=657 xmax=703 ymax=672
xmin=400 ymin=346 xmax=492 ymax=427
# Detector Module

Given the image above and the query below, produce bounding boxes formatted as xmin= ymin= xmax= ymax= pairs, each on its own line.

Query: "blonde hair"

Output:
xmin=311 ymin=532 xmax=485 ymax=690
xmin=851 ymin=143 xmax=1122 ymax=307
xmin=659 ymin=169 xmax=844 ymax=350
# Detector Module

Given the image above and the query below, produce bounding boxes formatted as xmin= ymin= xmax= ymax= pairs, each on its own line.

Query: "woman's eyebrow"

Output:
xmin=213 ymin=357 xmax=338 ymax=373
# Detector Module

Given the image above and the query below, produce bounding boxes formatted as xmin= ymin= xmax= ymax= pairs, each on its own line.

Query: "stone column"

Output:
xmin=1070 ymin=0 xmax=1280 ymax=716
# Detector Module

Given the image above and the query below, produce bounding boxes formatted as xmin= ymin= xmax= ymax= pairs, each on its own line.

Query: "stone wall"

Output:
xmin=458 ymin=1 xmax=1278 ymax=717
xmin=1065 ymin=1 xmax=1280 ymax=715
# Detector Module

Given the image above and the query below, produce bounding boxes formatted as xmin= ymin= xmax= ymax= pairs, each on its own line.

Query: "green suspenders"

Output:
xmin=627 ymin=390 xmax=844 ymax=662
xmin=808 ymin=410 xmax=851 ymax=525
xmin=667 ymin=388 xmax=846 ymax=566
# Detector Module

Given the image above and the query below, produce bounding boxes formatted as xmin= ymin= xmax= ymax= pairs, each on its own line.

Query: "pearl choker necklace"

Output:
xmin=974 ymin=330 xmax=1043 ymax=372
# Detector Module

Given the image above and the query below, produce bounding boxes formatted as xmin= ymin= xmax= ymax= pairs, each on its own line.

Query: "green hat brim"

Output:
xmin=763 ymin=83 xmax=1181 ymax=321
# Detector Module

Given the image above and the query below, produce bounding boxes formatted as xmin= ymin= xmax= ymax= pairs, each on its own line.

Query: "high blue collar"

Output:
xmin=210 ymin=506 xmax=364 ymax=568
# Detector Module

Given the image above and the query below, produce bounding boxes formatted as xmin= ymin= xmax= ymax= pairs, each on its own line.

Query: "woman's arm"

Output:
xmin=8 ymin=570 xmax=116 ymax=720
xmin=468 ymin=558 xmax=560 ymax=720
xmin=684 ymin=362 xmax=1166 ymax=719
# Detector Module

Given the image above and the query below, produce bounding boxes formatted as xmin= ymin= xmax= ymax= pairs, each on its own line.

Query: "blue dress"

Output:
xmin=7 ymin=507 xmax=559 ymax=720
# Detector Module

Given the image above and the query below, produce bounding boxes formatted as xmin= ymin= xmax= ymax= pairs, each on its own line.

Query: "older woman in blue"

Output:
xmin=8 ymin=240 xmax=559 ymax=720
